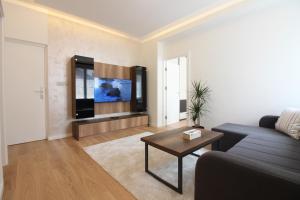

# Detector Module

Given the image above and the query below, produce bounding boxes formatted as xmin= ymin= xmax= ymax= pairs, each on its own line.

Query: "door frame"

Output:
xmin=0 ymin=16 xmax=8 ymax=165
xmin=3 ymin=37 xmax=49 ymax=144
xmin=162 ymin=53 xmax=191 ymax=126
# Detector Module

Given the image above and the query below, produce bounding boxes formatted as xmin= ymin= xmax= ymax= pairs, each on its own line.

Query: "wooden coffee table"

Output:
xmin=141 ymin=127 xmax=223 ymax=194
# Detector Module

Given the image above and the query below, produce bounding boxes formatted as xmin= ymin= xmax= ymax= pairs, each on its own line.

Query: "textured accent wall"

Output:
xmin=47 ymin=16 xmax=141 ymax=138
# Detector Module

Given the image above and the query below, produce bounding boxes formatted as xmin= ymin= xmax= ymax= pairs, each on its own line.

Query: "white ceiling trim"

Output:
xmin=4 ymin=0 xmax=140 ymax=41
xmin=5 ymin=0 xmax=246 ymax=43
xmin=141 ymin=0 xmax=246 ymax=43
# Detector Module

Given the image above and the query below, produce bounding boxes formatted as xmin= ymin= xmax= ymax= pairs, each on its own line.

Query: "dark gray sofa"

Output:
xmin=195 ymin=116 xmax=300 ymax=200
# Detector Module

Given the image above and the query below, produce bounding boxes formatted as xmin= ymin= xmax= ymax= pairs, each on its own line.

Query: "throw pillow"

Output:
xmin=275 ymin=108 xmax=300 ymax=140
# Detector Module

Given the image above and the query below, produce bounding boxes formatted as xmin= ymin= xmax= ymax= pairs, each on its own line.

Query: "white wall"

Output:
xmin=4 ymin=2 xmax=48 ymax=44
xmin=140 ymin=41 xmax=158 ymax=126
xmin=162 ymin=0 xmax=300 ymax=128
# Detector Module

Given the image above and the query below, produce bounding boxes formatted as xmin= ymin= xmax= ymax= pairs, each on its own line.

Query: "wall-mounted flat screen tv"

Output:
xmin=94 ymin=77 xmax=132 ymax=103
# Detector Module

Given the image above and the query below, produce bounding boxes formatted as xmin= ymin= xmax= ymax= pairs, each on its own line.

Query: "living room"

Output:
xmin=0 ymin=0 xmax=299 ymax=199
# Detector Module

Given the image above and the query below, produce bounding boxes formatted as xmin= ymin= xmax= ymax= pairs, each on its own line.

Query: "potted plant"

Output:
xmin=189 ymin=81 xmax=211 ymax=128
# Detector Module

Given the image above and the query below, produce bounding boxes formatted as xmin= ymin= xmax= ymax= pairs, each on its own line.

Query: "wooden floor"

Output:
xmin=3 ymin=120 xmax=188 ymax=200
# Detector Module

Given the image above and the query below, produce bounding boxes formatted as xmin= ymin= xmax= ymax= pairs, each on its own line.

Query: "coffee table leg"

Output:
xmin=178 ymin=157 xmax=182 ymax=193
xmin=144 ymin=144 xmax=183 ymax=194
xmin=145 ymin=143 xmax=148 ymax=172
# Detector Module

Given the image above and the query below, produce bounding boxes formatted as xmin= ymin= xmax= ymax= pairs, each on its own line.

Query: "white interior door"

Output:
xmin=4 ymin=40 xmax=46 ymax=145
xmin=179 ymin=57 xmax=188 ymax=120
xmin=166 ymin=58 xmax=180 ymax=125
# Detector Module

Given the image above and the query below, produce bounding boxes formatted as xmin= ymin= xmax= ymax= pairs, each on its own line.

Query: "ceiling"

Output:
xmin=22 ymin=0 xmax=230 ymax=38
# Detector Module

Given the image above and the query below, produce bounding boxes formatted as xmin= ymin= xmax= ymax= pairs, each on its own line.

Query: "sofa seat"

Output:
xmin=213 ymin=123 xmax=289 ymax=138
xmin=212 ymin=123 xmax=296 ymax=151
xmin=213 ymin=123 xmax=300 ymax=173
xmin=228 ymin=136 xmax=300 ymax=173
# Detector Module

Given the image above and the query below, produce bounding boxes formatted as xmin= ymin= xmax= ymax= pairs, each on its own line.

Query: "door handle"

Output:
xmin=34 ymin=87 xmax=44 ymax=99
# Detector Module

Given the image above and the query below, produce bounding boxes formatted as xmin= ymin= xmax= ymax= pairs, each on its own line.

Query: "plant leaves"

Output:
xmin=189 ymin=81 xmax=211 ymax=122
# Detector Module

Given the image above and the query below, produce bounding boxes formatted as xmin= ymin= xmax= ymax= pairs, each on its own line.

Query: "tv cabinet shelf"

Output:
xmin=72 ymin=113 xmax=149 ymax=140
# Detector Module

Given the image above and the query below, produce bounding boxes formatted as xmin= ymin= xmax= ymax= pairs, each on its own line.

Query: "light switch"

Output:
xmin=56 ymin=81 xmax=68 ymax=86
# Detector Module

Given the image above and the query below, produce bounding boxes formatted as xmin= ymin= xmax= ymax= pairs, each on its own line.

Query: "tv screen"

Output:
xmin=94 ymin=77 xmax=132 ymax=103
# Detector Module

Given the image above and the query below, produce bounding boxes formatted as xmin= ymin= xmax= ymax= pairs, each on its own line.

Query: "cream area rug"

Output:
xmin=84 ymin=132 xmax=209 ymax=200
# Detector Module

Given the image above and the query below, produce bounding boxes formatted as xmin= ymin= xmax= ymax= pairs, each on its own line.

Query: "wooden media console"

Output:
xmin=72 ymin=113 xmax=149 ymax=140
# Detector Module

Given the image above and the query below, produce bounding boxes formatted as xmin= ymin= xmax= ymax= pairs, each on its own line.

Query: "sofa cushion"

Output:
xmin=275 ymin=108 xmax=300 ymax=140
xmin=228 ymin=136 xmax=300 ymax=173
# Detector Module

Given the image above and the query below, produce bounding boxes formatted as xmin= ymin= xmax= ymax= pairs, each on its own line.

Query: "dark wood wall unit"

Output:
xmin=130 ymin=66 xmax=147 ymax=112
xmin=94 ymin=62 xmax=131 ymax=115
xmin=94 ymin=62 xmax=130 ymax=79
xmin=95 ymin=102 xmax=130 ymax=114
xmin=71 ymin=55 xmax=95 ymax=119
xmin=71 ymin=58 xmax=76 ymax=117
xmin=72 ymin=114 xmax=149 ymax=140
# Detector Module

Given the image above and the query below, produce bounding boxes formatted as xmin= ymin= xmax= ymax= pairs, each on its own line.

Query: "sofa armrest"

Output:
xmin=259 ymin=115 xmax=279 ymax=129
xmin=195 ymin=151 xmax=300 ymax=200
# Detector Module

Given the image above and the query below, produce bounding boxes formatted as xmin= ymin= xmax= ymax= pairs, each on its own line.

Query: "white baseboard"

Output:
xmin=0 ymin=179 xmax=3 ymax=200
xmin=47 ymin=132 xmax=72 ymax=141
xmin=179 ymin=112 xmax=187 ymax=120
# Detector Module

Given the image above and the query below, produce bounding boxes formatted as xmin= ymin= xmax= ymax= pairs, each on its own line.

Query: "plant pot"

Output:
xmin=193 ymin=117 xmax=204 ymax=129
xmin=192 ymin=125 xmax=205 ymax=129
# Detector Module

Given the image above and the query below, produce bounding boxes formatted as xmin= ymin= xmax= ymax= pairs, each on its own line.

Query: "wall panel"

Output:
xmin=94 ymin=62 xmax=131 ymax=114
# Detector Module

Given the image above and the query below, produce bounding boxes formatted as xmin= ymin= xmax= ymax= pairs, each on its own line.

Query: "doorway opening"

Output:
xmin=164 ymin=56 xmax=188 ymax=126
